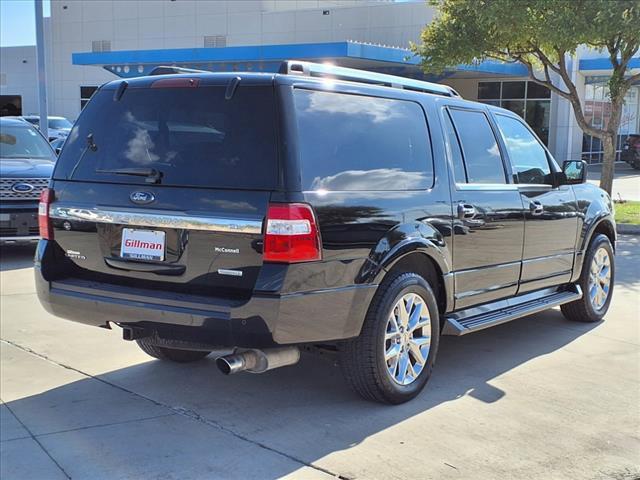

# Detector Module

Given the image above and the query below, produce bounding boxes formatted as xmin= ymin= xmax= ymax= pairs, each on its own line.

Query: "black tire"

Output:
xmin=339 ymin=272 xmax=440 ymax=404
xmin=135 ymin=338 xmax=211 ymax=363
xmin=561 ymin=234 xmax=614 ymax=323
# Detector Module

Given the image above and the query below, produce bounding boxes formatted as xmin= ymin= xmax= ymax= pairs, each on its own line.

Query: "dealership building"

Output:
xmin=1 ymin=0 xmax=638 ymax=163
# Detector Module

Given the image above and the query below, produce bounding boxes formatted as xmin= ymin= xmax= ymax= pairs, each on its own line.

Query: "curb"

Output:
xmin=617 ymin=223 xmax=640 ymax=235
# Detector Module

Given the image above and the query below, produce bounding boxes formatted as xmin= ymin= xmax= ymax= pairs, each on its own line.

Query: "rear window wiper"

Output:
xmin=68 ymin=133 xmax=98 ymax=180
xmin=95 ymin=167 xmax=163 ymax=184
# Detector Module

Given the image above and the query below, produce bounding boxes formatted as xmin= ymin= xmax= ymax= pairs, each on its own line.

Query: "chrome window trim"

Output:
xmin=516 ymin=183 xmax=554 ymax=192
xmin=49 ymin=206 xmax=263 ymax=234
xmin=455 ymin=183 xmax=517 ymax=191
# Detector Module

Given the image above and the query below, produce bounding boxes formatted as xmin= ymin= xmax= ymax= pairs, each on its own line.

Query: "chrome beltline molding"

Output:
xmin=50 ymin=206 xmax=263 ymax=234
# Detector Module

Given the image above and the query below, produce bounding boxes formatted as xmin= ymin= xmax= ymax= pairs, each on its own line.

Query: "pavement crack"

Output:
xmin=0 ymin=338 xmax=353 ymax=480
xmin=2 ymin=401 xmax=72 ymax=479
xmin=34 ymin=413 xmax=177 ymax=439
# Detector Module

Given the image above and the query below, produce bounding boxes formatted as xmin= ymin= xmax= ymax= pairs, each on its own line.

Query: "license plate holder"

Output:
xmin=120 ymin=228 xmax=166 ymax=261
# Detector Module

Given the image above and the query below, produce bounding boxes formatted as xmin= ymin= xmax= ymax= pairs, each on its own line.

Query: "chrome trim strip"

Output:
xmin=522 ymin=252 xmax=574 ymax=264
xmin=455 ymin=183 xmax=518 ymax=191
xmin=453 ymin=260 xmax=521 ymax=275
xmin=0 ymin=235 xmax=40 ymax=242
xmin=454 ymin=282 xmax=518 ymax=300
xmin=50 ymin=206 xmax=263 ymax=234
xmin=517 ymin=184 xmax=553 ymax=191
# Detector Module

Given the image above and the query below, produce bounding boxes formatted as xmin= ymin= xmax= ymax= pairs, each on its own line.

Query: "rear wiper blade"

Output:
xmin=96 ymin=167 xmax=163 ymax=184
xmin=68 ymin=133 xmax=98 ymax=180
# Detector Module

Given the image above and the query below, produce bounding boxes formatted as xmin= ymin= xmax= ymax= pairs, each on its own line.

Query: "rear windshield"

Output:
xmin=294 ymin=89 xmax=433 ymax=191
xmin=54 ymin=85 xmax=278 ymax=189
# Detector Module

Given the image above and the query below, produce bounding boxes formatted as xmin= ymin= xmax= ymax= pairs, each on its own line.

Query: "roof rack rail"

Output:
xmin=279 ymin=60 xmax=459 ymax=97
xmin=149 ymin=65 xmax=210 ymax=76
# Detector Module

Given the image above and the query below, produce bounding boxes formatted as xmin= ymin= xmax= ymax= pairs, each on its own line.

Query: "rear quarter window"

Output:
xmin=294 ymin=89 xmax=433 ymax=191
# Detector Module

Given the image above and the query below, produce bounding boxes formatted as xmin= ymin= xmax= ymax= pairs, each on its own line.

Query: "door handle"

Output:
xmin=530 ymin=201 xmax=544 ymax=216
xmin=457 ymin=203 xmax=476 ymax=219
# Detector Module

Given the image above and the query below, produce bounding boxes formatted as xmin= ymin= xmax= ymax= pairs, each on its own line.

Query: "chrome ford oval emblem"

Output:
xmin=11 ymin=182 xmax=35 ymax=193
xmin=129 ymin=191 xmax=155 ymax=205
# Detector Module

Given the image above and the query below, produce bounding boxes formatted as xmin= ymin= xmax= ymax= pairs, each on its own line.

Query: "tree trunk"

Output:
xmin=600 ymin=133 xmax=616 ymax=195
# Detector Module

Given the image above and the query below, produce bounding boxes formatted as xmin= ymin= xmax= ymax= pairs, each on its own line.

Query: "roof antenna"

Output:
xmin=225 ymin=77 xmax=241 ymax=100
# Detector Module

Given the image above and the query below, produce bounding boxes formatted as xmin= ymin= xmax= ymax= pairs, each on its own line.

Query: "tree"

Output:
xmin=412 ymin=0 xmax=640 ymax=194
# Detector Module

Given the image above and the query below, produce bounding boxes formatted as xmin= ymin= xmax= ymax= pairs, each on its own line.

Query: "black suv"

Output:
xmin=35 ymin=62 xmax=615 ymax=404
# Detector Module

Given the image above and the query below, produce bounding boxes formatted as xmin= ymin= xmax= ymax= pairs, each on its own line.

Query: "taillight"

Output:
xmin=38 ymin=188 xmax=54 ymax=240
xmin=264 ymin=203 xmax=322 ymax=263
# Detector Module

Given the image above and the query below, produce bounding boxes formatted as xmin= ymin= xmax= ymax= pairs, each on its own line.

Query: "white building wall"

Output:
xmin=0 ymin=46 xmax=39 ymax=115
xmin=43 ymin=0 xmax=435 ymax=119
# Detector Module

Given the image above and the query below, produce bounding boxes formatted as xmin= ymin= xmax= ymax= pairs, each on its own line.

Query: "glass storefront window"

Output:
xmin=581 ymin=76 xmax=640 ymax=163
xmin=526 ymin=100 xmax=551 ymax=145
xmin=501 ymin=100 xmax=525 ymax=117
xmin=478 ymin=82 xmax=501 ymax=100
xmin=477 ymin=81 xmax=551 ymax=145
xmin=502 ymin=81 xmax=526 ymax=98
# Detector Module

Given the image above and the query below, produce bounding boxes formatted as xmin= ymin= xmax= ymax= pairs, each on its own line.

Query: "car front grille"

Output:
xmin=0 ymin=177 xmax=49 ymax=200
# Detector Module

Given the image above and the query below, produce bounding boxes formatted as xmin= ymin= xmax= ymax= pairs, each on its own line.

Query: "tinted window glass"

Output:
xmin=294 ymin=90 xmax=433 ymax=191
xmin=0 ymin=124 xmax=55 ymax=160
xmin=80 ymin=86 xmax=98 ymax=99
xmin=54 ymin=86 xmax=278 ymax=189
xmin=495 ymin=114 xmax=551 ymax=184
xmin=501 ymin=100 xmax=524 ymax=118
xmin=502 ymin=81 xmax=525 ymax=99
xmin=478 ymin=82 xmax=500 ymax=100
xmin=526 ymin=100 xmax=551 ymax=145
xmin=449 ymin=109 xmax=506 ymax=184
xmin=443 ymin=110 xmax=466 ymax=182
xmin=527 ymin=81 xmax=551 ymax=98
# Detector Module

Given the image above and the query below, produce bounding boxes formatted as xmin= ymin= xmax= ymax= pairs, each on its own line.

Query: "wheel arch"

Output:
xmin=353 ymin=221 xmax=454 ymax=332
xmin=383 ymin=251 xmax=452 ymax=316
xmin=571 ymin=217 xmax=616 ymax=283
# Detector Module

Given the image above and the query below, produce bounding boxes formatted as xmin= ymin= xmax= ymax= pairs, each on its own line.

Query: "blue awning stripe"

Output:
xmin=72 ymin=41 xmax=532 ymax=77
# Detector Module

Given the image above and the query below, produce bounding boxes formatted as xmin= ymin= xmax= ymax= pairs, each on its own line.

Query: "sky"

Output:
xmin=1 ymin=0 xmax=50 ymax=47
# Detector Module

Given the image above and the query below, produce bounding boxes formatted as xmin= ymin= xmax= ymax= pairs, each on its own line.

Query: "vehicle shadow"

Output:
xmin=0 ymin=246 xmax=36 ymax=272
xmin=2 ymin=309 xmax=601 ymax=479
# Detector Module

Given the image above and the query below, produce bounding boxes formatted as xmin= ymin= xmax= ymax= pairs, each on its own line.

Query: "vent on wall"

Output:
xmin=92 ymin=40 xmax=111 ymax=53
xmin=204 ymin=35 xmax=226 ymax=48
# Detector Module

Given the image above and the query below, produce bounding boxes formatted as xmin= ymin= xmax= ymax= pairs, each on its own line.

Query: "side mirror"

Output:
xmin=561 ymin=160 xmax=587 ymax=185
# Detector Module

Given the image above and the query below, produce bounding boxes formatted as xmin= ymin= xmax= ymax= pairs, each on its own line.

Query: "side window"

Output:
xmin=494 ymin=114 xmax=551 ymax=184
xmin=442 ymin=109 xmax=467 ymax=182
xmin=448 ymin=109 xmax=506 ymax=184
xmin=294 ymin=89 xmax=433 ymax=191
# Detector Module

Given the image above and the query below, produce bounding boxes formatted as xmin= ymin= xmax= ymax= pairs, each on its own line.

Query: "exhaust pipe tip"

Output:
xmin=216 ymin=355 xmax=245 ymax=375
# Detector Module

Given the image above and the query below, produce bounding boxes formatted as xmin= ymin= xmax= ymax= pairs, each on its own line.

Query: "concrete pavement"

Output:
xmin=587 ymin=163 xmax=639 ymax=201
xmin=1 ymin=239 xmax=639 ymax=480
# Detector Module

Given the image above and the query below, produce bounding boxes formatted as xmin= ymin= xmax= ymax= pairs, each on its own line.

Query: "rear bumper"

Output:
xmin=35 ymin=243 xmax=376 ymax=347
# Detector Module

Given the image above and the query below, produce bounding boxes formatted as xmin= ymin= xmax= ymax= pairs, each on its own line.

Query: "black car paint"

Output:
xmin=34 ymin=72 xmax=615 ymax=348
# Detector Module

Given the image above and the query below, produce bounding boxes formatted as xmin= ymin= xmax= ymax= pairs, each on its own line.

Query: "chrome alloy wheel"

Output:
xmin=588 ymin=247 xmax=611 ymax=310
xmin=384 ymin=293 xmax=431 ymax=386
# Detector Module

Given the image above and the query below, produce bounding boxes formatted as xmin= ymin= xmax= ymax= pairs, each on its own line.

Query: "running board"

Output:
xmin=443 ymin=286 xmax=582 ymax=336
